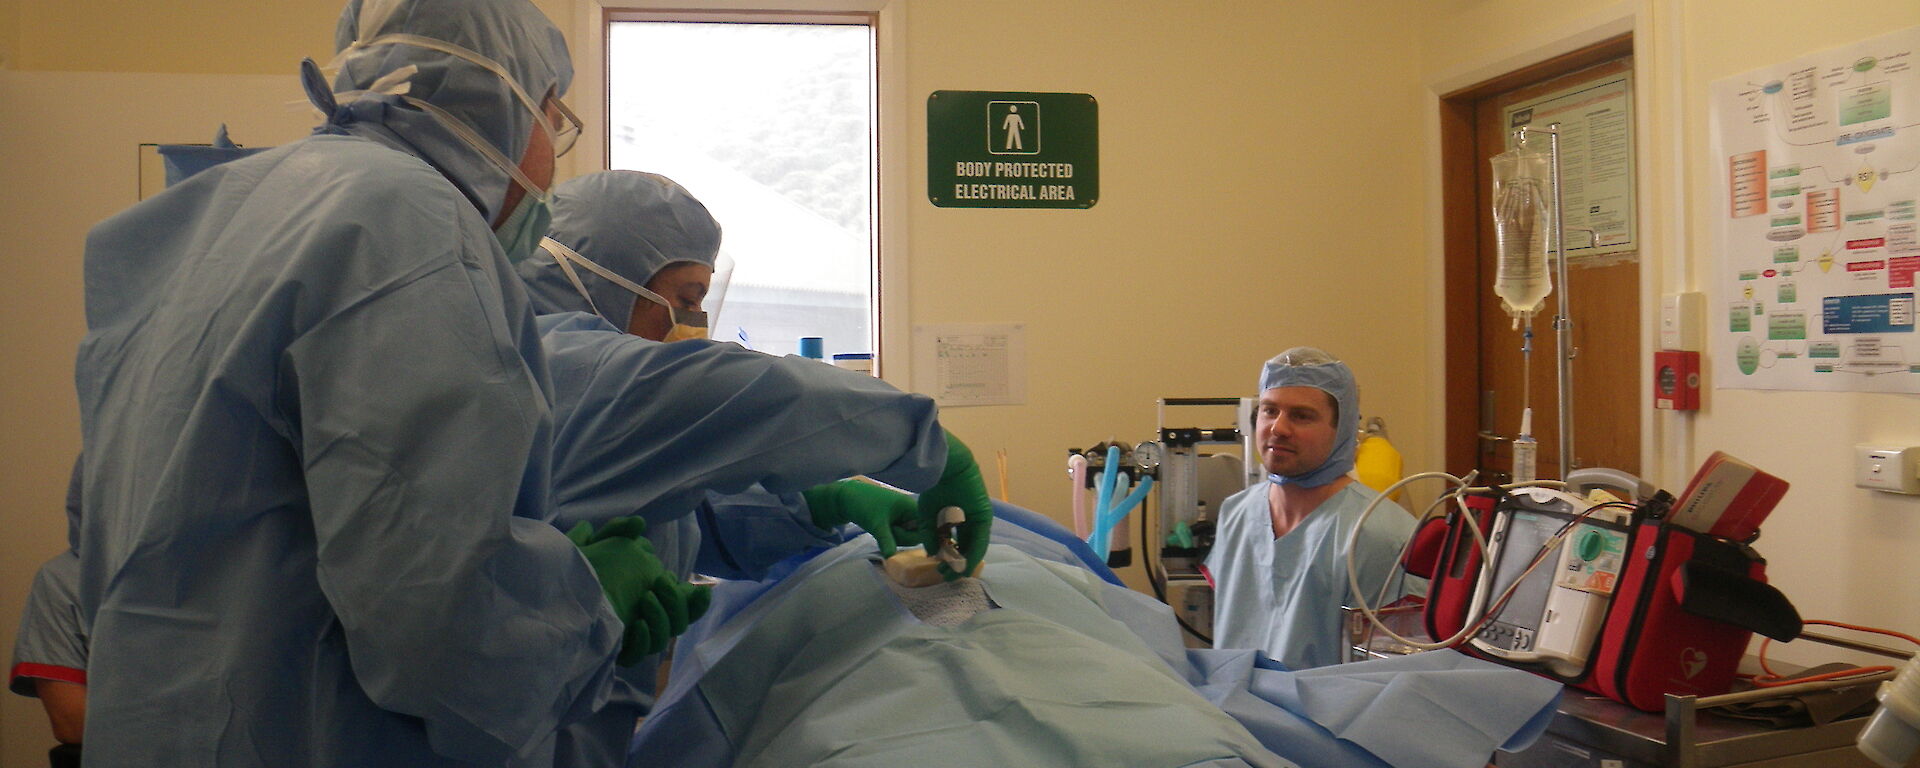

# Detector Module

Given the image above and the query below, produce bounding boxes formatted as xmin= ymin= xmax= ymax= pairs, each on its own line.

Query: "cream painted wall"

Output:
xmin=0 ymin=0 xmax=18 ymax=69
xmin=1415 ymin=0 xmax=1920 ymax=670
xmin=12 ymin=0 xmax=335 ymax=73
xmin=1420 ymin=0 xmax=1632 ymax=85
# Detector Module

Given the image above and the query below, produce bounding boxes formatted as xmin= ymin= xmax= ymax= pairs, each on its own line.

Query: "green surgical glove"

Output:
xmin=566 ymin=517 xmax=712 ymax=665
xmin=802 ymin=479 xmax=926 ymax=556
xmin=916 ymin=429 xmax=995 ymax=580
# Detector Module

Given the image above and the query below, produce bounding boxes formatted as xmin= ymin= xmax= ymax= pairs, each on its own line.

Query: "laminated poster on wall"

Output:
xmin=1709 ymin=23 xmax=1920 ymax=392
xmin=1501 ymin=70 xmax=1638 ymax=267
xmin=910 ymin=323 xmax=1027 ymax=407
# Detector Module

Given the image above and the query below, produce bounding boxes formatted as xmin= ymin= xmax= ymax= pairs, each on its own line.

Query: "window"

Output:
xmin=607 ymin=15 xmax=877 ymax=360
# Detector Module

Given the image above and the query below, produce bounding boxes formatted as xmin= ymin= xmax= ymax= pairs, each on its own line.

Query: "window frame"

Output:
xmin=571 ymin=0 xmax=908 ymax=379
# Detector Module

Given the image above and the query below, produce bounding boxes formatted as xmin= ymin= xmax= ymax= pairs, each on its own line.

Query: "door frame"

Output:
xmin=1430 ymin=25 xmax=1638 ymax=476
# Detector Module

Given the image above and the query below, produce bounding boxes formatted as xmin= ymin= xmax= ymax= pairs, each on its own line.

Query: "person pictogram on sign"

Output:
xmin=1002 ymin=105 xmax=1027 ymax=151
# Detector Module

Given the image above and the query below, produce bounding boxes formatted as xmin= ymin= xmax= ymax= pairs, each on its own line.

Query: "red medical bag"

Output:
xmin=1403 ymin=490 xmax=1801 ymax=712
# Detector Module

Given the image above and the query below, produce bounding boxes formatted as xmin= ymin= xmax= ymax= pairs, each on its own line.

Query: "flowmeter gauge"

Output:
xmin=1131 ymin=441 xmax=1164 ymax=472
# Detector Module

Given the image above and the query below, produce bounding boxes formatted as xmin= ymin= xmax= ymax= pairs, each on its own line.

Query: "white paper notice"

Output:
xmin=1502 ymin=71 xmax=1638 ymax=264
xmin=912 ymin=323 xmax=1027 ymax=406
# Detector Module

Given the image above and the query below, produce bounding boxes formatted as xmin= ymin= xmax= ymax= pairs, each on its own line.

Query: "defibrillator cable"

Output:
xmin=1343 ymin=472 xmax=1492 ymax=651
xmin=1745 ymin=620 xmax=1919 ymax=688
xmin=1344 ymin=474 xmax=1614 ymax=653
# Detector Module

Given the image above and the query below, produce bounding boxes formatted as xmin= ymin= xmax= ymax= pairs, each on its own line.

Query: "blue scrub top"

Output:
xmin=9 ymin=553 xmax=85 ymax=697
xmin=1205 ymin=482 xmax=1420 ymax=670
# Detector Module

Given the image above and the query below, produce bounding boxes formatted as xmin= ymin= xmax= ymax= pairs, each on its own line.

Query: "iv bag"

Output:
xmin=1491 ymin=145 xmax=1553 ymax=322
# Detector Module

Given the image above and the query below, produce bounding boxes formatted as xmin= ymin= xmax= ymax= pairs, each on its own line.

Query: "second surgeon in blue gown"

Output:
xmin=518 ymin=170 xmax=994 ymax=765
xmin=523 ymin=171 xmax=932 ymax=582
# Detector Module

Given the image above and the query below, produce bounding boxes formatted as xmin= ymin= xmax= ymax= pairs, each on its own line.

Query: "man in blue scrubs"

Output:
xmin=1203 ymin=348 xmax=1418 ymax=670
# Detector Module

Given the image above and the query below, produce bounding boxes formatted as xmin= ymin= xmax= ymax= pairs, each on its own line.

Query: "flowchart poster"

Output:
xmin=1710 ymin=25 xmax=1920 ymax=392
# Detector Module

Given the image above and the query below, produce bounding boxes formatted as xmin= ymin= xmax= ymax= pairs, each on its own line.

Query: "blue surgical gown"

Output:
xmin=1205 ymin=482 xmax=1420 ymax=670
xmin=533 ymin=311 xmax=946 ymax=766
xmin=73 ymin=134 xmax=621 ymax=766
xmin=534 ymin=312 xmax=945 ymax=530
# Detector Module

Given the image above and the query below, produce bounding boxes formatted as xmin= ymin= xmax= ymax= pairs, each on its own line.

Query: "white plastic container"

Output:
xmin=831 ymin=353 xmax=874 ymax=376
xmin=1859 ymin=654 xmax=1920 ymax=768
xmin=1511 ymin=408 xmax=1539 ymax=483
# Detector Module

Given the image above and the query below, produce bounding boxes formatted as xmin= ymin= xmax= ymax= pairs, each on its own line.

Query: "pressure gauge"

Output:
xmin=1131 ymin=441 xmax=1164 ymax=471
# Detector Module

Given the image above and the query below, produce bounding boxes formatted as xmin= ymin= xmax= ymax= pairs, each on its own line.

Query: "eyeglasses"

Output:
xmin=548 ymin=98 xmax=583 ymax=158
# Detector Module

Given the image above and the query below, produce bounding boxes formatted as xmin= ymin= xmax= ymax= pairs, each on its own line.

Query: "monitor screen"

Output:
xmin=1486 ymin=511 xmax=1559 ymax=632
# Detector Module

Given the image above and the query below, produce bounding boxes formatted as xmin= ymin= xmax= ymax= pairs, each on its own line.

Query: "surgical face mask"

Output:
xmin=494 ymin=194 xmax=552 ymax=264
xmin=538 ymin=238 xmax=710 ymax=340
xmin=662 ymin=320 xmax=709 ymax=342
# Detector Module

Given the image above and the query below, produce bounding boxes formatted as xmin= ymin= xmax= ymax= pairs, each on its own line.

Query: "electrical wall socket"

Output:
xmin=1855 ymin=445 xmax=1920 ymax=494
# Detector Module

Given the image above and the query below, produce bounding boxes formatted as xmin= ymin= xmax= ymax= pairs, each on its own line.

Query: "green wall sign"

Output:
xmin=927 ymin=90 xmax=1098 ymax=209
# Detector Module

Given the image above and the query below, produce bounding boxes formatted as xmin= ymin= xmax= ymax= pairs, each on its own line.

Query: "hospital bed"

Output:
xmin=628 ymin=503 xmax=1563 ymax=768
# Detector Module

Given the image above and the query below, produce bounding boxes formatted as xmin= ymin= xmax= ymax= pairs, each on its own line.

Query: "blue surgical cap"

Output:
xmin=516 ymin=171 xmax=722 ymax=320
xmin=1259 ymin=347 xmax=1358 ymax=488
xmin=325 ymin=0 xmax=572 ymax=224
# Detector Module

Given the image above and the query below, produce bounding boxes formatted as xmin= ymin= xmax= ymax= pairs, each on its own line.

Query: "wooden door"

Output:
xmin=1444 ymin=36 xmax=1640 ymax=481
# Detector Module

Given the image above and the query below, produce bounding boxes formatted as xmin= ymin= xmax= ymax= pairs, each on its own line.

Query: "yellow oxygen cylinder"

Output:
xmin=1355 ymin=434 xmax=1404 ymax=503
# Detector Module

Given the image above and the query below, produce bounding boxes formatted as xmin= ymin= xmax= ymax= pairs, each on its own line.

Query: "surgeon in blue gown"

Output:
xmin=68 ymin=0 xmax=694 ymax=764
xmin=523 ymin=171 xmax=885 ymax=584
xmin=516 ymin=169 xmax=995 ymax=766
xmin=1204 ymin=348 xmax=1422 ymax=671
xmin=522 ymin=170 xmax=915 ymax=573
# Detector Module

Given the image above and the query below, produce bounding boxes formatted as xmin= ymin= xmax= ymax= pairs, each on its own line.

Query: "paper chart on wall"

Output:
xmin=1502 ymin=71 xmax=1638 ymax=265
xmin=911 ymin=323 xmax=1027 ymax=406
xmin=1710 ymin=24 xmax=1920 ymax=392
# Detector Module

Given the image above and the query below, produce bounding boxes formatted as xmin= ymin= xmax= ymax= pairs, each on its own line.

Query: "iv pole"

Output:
xmin=1514 ymin=124 xmax=1575 ymax=479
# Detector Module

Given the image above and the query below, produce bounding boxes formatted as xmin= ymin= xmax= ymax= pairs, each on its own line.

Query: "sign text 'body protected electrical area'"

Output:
xmin=927 ymin=90 xmax=1099 ymax=209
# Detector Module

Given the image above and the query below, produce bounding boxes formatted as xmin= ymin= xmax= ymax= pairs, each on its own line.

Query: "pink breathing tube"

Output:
xmin=1068 ymin=453 xmax=1091 ymax=538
